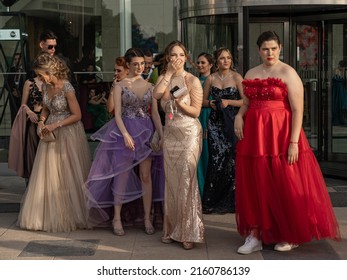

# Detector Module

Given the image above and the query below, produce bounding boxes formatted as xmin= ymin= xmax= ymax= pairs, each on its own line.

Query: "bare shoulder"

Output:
xmin=244 ymin=65 xmax=262 ymax=79
xmin=232 ymin=71 xmax=244 ymax=82
xmin=280 ymin=61 xmax=296 ymax=73
xmin=186 ymin=72 xmax=200 ymax=85
xmin=279 ymin=62 xmax=301 ymax=82
xmin=146 ymin=81 xmax=154 ymax=90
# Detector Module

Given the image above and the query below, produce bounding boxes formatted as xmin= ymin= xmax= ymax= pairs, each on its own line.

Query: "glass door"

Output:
xmin=324 ymin=21 xmax=347 ymax=161
xmin=296 ymin=23 xmax=322 ymax=155
xmin=295 ymin=20 xmax=347 ymax=162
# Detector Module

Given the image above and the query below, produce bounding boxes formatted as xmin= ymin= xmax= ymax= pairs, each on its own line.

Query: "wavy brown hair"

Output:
xmin=161 ymin=40 xmax=195 ymax=74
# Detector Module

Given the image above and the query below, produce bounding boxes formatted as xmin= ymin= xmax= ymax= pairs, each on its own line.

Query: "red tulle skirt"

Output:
xmin=236 ymin=100 xmax=340 ymax=244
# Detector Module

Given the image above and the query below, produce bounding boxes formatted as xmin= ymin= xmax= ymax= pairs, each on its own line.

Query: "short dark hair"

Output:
xmin=124 ymin=48 xmax=145 ymax=63
xmin=142 ymin=49 xmax=153 ymax=58
xmin=256 ymin=31 xmax=281 ymax=48
xmin=40 ymin=30 xmax=58 ymax=42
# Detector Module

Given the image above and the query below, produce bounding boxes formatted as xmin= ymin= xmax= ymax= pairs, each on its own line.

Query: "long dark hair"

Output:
xmin=197 ymin=52 xmax=216 ymax=76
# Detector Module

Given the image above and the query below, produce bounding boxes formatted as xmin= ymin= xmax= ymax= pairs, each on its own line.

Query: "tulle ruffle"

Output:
xmin=85 ymin=117 xmax=164 ymax=226
xmin=236 ymin=150 xmax=341 ymax=244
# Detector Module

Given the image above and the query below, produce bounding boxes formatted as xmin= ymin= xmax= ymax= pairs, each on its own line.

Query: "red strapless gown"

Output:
xmin=236 ymin=78 xmax=340 ymax=244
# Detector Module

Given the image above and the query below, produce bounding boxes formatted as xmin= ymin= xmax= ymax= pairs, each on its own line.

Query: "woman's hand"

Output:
xmin=234 ymin=114 xmax=244 ymax=140
xmin=40 ymin=123 xmax=56 ymax=138
xmin=167 ymin=58 xmax=183 ymax=74
xmin=27 ymin=111 xmax=38 ymax=123
xmin=221 ymin=99 xmax=231 ymax=108
xmin=288 ymin=143 xmax=299 ymax=165
xmin=37 ymin=121 xmax=44 ymax=138
xmin=123 ymin=133 xmax=135 ymax=151
xmin=209 ymin=100 xmax=216 ymax=110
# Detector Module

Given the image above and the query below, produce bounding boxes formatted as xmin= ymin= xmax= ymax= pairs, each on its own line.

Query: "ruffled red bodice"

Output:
xmin=237 ymin=78 xmax=310 ymax=157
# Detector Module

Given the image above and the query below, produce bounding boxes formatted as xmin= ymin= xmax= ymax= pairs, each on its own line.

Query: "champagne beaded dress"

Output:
xmin=161 ymin=72 xmax=205 ymax=243
xmin=18 ymin=82 xmax=91 ymax=232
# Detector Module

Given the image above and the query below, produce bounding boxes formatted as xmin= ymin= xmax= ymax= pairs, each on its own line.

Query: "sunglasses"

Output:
xmin=47 ymin=45 xmax=57 ymax=50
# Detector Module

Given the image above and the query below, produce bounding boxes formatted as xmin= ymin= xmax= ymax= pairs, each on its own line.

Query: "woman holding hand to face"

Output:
xmin=153 ymin=41 xmax=204 ymax=250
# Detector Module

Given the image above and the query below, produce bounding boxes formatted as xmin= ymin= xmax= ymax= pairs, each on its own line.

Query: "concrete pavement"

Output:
xmin=0 ymin=162 xmax=346 ymax=260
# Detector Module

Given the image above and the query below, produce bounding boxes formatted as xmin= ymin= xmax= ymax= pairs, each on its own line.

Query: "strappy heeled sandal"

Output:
xmin=144 ymin=218 xmax=155 ymax=235
xmin=112 ymin=219 xmax=125 ymax=236
xmin=182 ymin=242 xmax=194 ymax=250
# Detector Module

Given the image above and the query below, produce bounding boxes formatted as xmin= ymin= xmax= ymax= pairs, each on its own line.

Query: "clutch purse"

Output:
xmin=149 ymin=130 xmax=160 ymax=152
xmin=41 ymin=131 xmax=56 ymax=142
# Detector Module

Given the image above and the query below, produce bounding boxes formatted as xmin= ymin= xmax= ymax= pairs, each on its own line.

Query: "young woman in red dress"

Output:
xmin=234 ymin=31 xmax=341 ymax=255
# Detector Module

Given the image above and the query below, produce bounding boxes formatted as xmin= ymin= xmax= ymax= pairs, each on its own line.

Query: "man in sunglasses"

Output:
xmin=39 ymin=30 xmax=57 ymax=56
xmin=27 ymin=30 xmax=79 ymax=98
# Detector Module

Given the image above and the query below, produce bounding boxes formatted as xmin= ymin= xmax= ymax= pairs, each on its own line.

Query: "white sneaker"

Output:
xmin=274 ymin=242 xmax=299 ymax=252
xmin=237 ymin=235 xmax=263 ymax=255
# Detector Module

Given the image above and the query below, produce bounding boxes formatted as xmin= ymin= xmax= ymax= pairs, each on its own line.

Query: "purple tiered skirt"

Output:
xmin=85 ymin=116 xmax=164 ymax=226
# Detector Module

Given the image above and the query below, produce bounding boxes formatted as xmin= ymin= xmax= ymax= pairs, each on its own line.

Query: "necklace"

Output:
xmin=217 ymin=71 xmax=230 ymax=81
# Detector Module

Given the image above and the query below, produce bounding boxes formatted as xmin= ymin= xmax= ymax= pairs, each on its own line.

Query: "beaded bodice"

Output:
xmin=42 ymin=81 xmax=74 ymax=124
xmin=210 ymin=86 xmax=240 ymax=101
xmin=121 ymin=86 xmax=152 ymax=119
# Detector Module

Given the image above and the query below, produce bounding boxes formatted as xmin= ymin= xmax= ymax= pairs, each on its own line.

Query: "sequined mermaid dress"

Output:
xmin=18 ymin=82 xmax=91 ymax=232
xmin=236 ymin=78 xmax=340 ymax=244
xmin=161 ymin=73 xmax=204 ymax=243
xmin=202 ymin=86 xmax=240 ymax=214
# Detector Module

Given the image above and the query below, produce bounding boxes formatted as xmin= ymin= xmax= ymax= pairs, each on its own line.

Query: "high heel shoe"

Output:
xmin=182 ymin=242 xmax=194 ymax=250
xmin=161 ymin=236 xmax=173 ymax=244
xmin=144 ymin=218 xmax=155 ymax=235
xmin=112 ymin=219 xmax=125 ymax=236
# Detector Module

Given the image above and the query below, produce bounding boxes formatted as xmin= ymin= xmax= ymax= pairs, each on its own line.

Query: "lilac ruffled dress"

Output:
xmin=85 ymin=86 xmax=164 ymax=226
